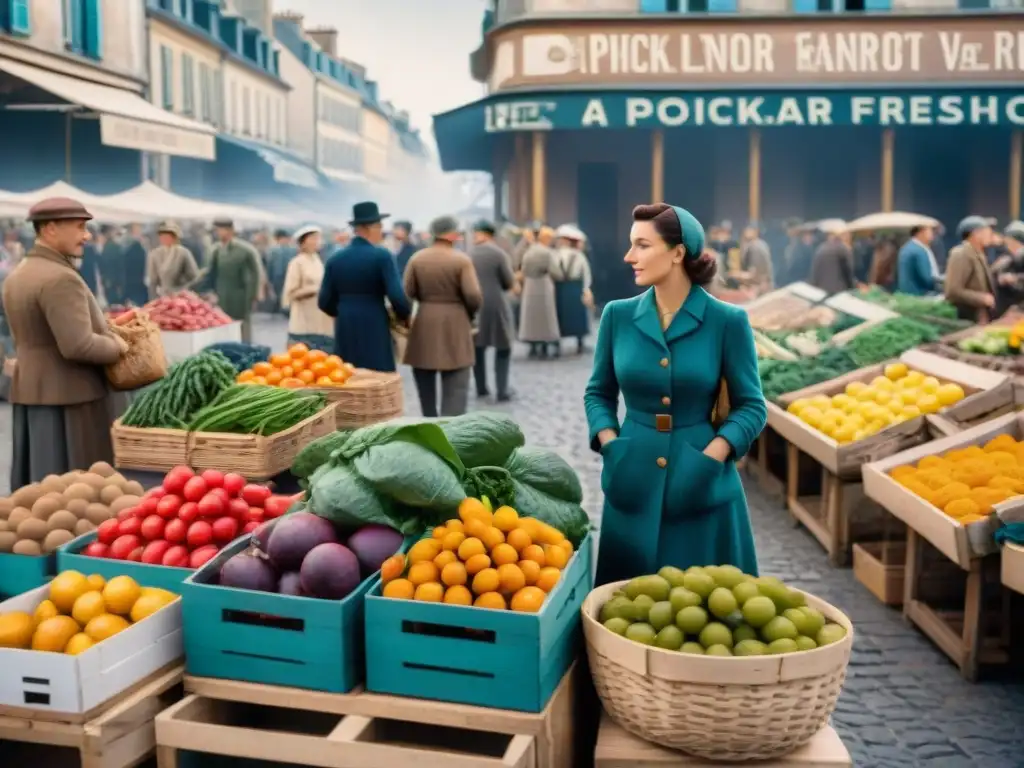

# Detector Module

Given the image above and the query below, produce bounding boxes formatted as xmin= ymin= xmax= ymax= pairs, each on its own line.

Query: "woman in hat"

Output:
xmin=281 ymin=225 xmax=334 ymax=352
xmin=552 ymin=224 xmax=593 ymax=354
xmin=146 ymin=221 xmax=199 ymax=299
xmin=585 ymin=203 xmax=766 ymax=585
xmin=518 ymin=226 xmax=562 ymax=358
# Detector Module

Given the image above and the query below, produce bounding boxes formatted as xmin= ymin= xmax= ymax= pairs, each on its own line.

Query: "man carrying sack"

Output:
xmin=2 ymin=197 xmax=129 ymax=489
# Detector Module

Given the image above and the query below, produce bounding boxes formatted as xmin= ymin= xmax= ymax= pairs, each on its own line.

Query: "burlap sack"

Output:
xmin=105 ymin=309 xmax=168 ymax=391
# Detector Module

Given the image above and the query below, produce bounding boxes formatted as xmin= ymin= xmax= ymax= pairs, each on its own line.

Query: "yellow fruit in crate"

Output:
xmin=885 ymin=362 xmax=909 ymax=380
xmin=408 ymin=561 xmax=439 ymax=586
xmin=443 ymin=585 xmax=473 ymax=605
xmin=506 ymin=527 xmax=532 ymax=553
xmin=917 ymin=394 xmax=941 ymax=414
xmin=0 ymin=612 xmax=34 ymax=649
xmin=871 ymin=376 xmax=894 ymax=391
xmin=533 ymin=521 xmax=565 ymax=546
xmin=474 ymin=592 xmax=507 ymax=610
xmin=519 ymin=559 xmax=541 ymax=585
xmin=809 ymin=395 xmax=831 ymax=410
xmin=497 ymin=563 xmax=527 ymax=594
xmin=444 ymin=519 xmax=465 ymax=533
xmin=49 ymin=571 xmax=91 ymax=615
xmin=383 ymin=578 xmax=415 ymax=599
xmin=433 ymin=550 xmax=458 ymax=569
xmin=787 ymin=398 xmax=809 ymax=416
xmin=521 ymin=544 xmax=546 ymax=566
xmin=86 ymin=574 xmax=106 ymax=592
xmin=130 ymin=590 xmax=177 ymax=623
xmin=85 ymin=613 xmax=130 ymax=642
xmin=921 ymin=376 xmax=940 ymax=394
xmin=944 ymin=498 xmax=980 ymax=518
xmin=64 ymin=633 xmax=95 ymax=655
xmin=441 ymin=562 xmax=468 ymax=587
xmin=457 ymin=537 xmax=486 ymax=561
xmin=903 ymin=370 xmax=924 ymax=386
xmin=442 ymin=531 xmax=466 ymax=552
xmin=887 ymin=399 xmax=905 ymax=416
xmin=831 ymin=394 xmax=855 ymax=412
xmin=414 ymin=582 xmax=444 ymax=602
xmin=536 ymin=567 xmax=561 ymax=593
xmin=988 ymin=451 xmax=1017 ymax=469
xmin=102 ymin=576 xmax=141 ymax=616
xmin=845 ymin=381 xmax=867 ymax=397
xmin=462 ymin=517 xmax=489 ymax=539
xmin=900 ymin=405 xmax=923 ymax=421
xmin=491 ymin=543 xmax=519 ymax=566
xmin=32 ymin=616 xmax=80 ymax=652
xmin=458 ymin=498 xmax=492 ymax=525
xmin=32 ymin=599 xmax=58 ymax=627
xmin=431 ymin=526 xmax=448 ymax=540
xmin=958 ymin=514 xmax=986 ymax=525
xmin=544 ymin=544 xmax=569 ymax=570
xmin=898 ymin=389 xmax=919 ymax=405
xmin=800 ymin=407 xmax=823 ymax=428
xmin=510 ymin=586 xmax=547 ymax=613
xmin=833 ymin=423 xmax=857 ymax=444
xmin=873 ymin=390 xmax=892 ymax=406
xmin=408 ymin=538 xmax=442 ymax=564
xmin=936 ymin=383 xmax=965 ymax=407
xmin=846 ymin=412 xmax=866 ymax=428
xmin=464 ymin=553 xmax=491 ymax=575
xmin=492 ymin=506 xmax=519 ymax=532
xmin=985 ymin=435 xmax=1019 ymax=453
xmin=71 ymin=591 xmax=107 ymax=627
xmin=479 ymin=526 xmax=505 ymax=550
xmin=472 ymin=568 xmax=500 ymax=594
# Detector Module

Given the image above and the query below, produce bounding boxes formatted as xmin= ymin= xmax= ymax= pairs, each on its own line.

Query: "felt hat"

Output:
xmin=157 ymin=221 xmax=181 ymax=238
xmin=473 ymin=219 xmax=496 ymax=235
xmin=556 ymin=224 xmax=585 ymax=241
xmin=27 ymin=197 xmax=93 ymax=223
xmin=670 ymin=206 xmax=706 ymax=260
xmin=294 ymin=224 xmax=322 ymax=243
xmin=212 ymin=217 xmax=234 ymax=229
xmin=956 ymin=215 xmax=993 ymax=239
xmin=350 ymin=201 xmax=389 ymax=226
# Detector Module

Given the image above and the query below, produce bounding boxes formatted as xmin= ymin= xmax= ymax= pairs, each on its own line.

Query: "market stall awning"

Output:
xmin=217 ymin=134 xmax=323 ymax=190
xmin=0 ymin=180 xmax=143 ymax=222
xmin=99 ymin=182 xmax=288 ymax=225
xmin=432 ymin=97 xmax=501 ymax=173
xmin=0 ymin=58 xmax=216 ymax=161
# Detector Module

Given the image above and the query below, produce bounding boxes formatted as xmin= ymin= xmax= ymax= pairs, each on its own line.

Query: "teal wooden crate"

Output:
xmin=56 ymin=531 xmax=193 ymax=590
xmin=183 ymin=535 xmax=403 ymax=693
xmin=365 ymin=532 xmax=594 ymax=713
xmin=0 ymin=551 xmax=55 ymax=598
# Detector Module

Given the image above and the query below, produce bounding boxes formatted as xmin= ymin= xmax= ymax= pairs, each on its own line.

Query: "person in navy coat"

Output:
xmin=318 ymin=202 xmax=412 ymax=372
xmin=896 ymin=224 xmax=940 ymax=296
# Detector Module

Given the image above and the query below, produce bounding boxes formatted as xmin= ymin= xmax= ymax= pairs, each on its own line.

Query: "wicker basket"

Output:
xmin=321 ymin=368 xmax=403 ymax=428
xmin=582 ymin=580 xmax=854 ymax=762
xmin=111 ymin=403 xmax=337 ymax=480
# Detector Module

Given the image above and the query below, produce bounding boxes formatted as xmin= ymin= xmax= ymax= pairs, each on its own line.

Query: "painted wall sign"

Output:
xmin=486 ymin=17 xmax=1024 ymax=91
xmin=481 ymin=91 xmax=1024 ymax=131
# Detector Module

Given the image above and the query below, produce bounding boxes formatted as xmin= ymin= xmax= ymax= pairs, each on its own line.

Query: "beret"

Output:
xmin=956 ymin=215 xmax=992 ymax=238
xmin=27 ymin=196 xmax=92 ymax=223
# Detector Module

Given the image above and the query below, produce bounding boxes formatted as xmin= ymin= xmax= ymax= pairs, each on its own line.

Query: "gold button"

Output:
xmin=657 ymin=457 xmax=667 ymax=468
xmin=660 ymin=358 xmax=669 ymax=368
xmin=662 ymin=396 xmax=671 ymax=406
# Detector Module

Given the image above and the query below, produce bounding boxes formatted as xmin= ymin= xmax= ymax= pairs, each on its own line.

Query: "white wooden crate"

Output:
xmin=160 ymin=322 xmax=242 ymax=363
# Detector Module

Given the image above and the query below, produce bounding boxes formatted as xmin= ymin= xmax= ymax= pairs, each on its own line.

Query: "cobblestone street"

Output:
xmin=2 ymin=314 xmax=1023 ymax=766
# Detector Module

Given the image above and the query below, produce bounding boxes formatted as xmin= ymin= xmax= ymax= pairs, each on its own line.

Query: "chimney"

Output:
xmin=306 ymin=27 xmax=338 ymax=57
xmin=274 ymin=11 xmax=304 ymax=26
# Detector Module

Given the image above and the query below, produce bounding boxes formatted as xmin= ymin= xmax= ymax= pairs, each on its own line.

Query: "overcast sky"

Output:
xmin=273 ymin=0 xmax=488 ymax=138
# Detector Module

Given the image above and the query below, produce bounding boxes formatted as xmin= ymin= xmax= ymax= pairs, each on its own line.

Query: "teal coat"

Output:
xmin=584 ymin=286 xmax=766 ymax=586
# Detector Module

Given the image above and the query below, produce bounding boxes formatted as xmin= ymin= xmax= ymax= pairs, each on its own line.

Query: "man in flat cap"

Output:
xmin=945 ymin=215 xmax=996 ymax=322
xmin=402 ymin=215 xmax=482 ymax=417
xmin=989 ymin=221 xmax=1024 ymax=309
xmin=469 ymin=219 xmax=515 ymax=402
xmin=198 ymin=218 xmax=264 ymax=342
xmin=318 ymin=201 xmax=412 ymax=372
xmin=146 ymin=221 xmax=199 ymax=300
xmin=3 ymin=197 xmax=129 ymax=488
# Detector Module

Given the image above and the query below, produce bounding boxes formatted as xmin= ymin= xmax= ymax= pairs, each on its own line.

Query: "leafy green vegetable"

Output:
xmin=441 ymin=412 xmax=525 ymax=467
xmin=463 ymin=466 xmax=516 ymax=508
xmin=336 ymin=422 xmax=464 ymax=473
xmin=843 ymin=317 xmax=939 ymax=367
xmin=758 ymin=347 xmax=857 ymax=402
xmin=504 ymin=447 xmax=583 ymax=504
xmin=511 ymin=480 xmax=590 ymax=545
xmin=122 ymin=350 xmax=236 ymax=429
xmin=293 ymin=431 xmax=354 ymax=481
xmin=308 ymin=463 xmax=412 ymax=532
xmin=353 ymin=440 xmax=467 ymax=510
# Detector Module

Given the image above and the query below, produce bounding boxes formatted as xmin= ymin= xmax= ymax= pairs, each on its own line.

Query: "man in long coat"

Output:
xmin=469 ymin=220 xmax=515 ymax=401
xmin=318 ymin=202 xmax=412 ymax=372
xmin=945 ymin=216 xmax=996 ymax=323
xmin=3 ymin=197 xmax=128 ymax=489
xmin=809 ymin=229 xmax=857 ymax=295
xmin=146 ymin=221 xmax=199 ymax=299
xmin=202 ymin=218 xmax=263 ymax=342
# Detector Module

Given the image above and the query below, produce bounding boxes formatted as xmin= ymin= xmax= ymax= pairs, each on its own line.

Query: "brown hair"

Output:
xmin=632 ymin=203 xmax=717 ymax=286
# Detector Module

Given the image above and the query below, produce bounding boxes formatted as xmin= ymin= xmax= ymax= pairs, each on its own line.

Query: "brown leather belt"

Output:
xmin=627 ymin=411 xmax=706 ymax=433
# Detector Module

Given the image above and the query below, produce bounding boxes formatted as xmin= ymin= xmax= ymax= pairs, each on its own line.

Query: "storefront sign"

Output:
xmin=100 ymin=115 xmax=216 ymax=161
xmin=487 ymin=17 xmax=1024 ymax=91
xmin=482 ymin=91 xmax=1024 ymax=131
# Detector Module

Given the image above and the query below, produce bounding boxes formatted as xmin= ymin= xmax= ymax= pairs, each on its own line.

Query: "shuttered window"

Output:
xmin=161 ymin=46 xmax=174 ymax=110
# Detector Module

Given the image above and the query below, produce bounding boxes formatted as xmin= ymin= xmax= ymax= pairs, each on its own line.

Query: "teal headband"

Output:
xmin=671 ymin=206 xmax=706 ymax=261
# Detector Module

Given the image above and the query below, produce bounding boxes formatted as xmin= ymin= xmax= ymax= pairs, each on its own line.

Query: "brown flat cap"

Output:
xmin=27 ymin=196 xmax=93 ymax=223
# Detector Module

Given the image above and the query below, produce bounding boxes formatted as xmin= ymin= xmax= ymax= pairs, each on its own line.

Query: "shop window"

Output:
xmin=687 ymin=0 xmax=709 ymax=10
xmin=62 ymin=0 xmax=101 ymax=58
xmin=160 ymin=45 xmax=174 ymax=110
xmin=181 ymin=53 xmax=195 ymax=115
xmin=640 ymin=0 xmax=668 ymax=9
xmin=3 ymin=0 xmax=31 ymax=35
xmin=843 ymin=0 xmax=866 ymax=9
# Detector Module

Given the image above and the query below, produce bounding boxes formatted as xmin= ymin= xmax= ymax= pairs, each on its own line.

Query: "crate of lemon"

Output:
xmin=365 ymin=497 xmax=594 ymax=713
xmin=0 ymin=570 xmax=182 ymax=714
xmin=863 ymin=412 xmax=1024 ymax=568
xmin=776 ymin=350 xmax=1009 ymax=477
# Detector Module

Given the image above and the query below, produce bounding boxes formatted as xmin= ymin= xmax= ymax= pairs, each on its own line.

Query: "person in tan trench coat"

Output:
xmin=3 ymin=197 xmax=128 ymax=490
xmin=403 ymin=216 xmax=483 ymax=417
xmin=945 ymin=215 xmax=997 ymax=323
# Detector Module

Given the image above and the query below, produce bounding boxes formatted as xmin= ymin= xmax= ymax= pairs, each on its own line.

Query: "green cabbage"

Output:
xmin=441 ymin=412 xmax=525 ymax=468
xmin=511 ymin=480 xmax=590 ymax=546
xmin=504 ymin=447 xmax=583 ymax=504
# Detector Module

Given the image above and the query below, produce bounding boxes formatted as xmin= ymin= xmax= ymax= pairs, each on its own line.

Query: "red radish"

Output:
xmin=212 ymin=517 xmax=239 ymax=543
xmin=83 ymin=541 xmax=109 ymax=558
xmin=140 ymin=515 xmax=166 ymax=541
xmin=162 ymin=546 xmax=189 ymax=567
xmin=183 ymin=476 xmax=208 ymax=503
xmin=157 ymin=495 xmax=183 ymax=519
xmin=242 ymin=521 xmax=261 ymax=534
xmin=110 ymin=534 xmax=141 ymax=560
xmin=189 ymin=545 xmax=219 ymax=569
xmin=142 ymin=540 xmax=172 ymax=564
xmin=162 ymin=466 xmax=194 ymax=495
xmin=241 ymin=484 xmax=271 ymax=507
xmin=119 ymin=517 xmax=142 ymax=537
xmin=178 ymin=501 xmax=199 ymax=524
xmin=201 ymin=470 xmax=225 ymax=489
xmin=247 ymin=507 xmax=265 ymax=523
xmin=97 ymin=519 xmax=121 ymax=545
xmin=165 ymin=518 xmax=187 ymax=544
xmin=227 ymin=498 xmax=249 ymax=520
xmin=187 ymin=521 xmax=214 ymax=549
xmin=127 ymin=547 xmax=144 ymax=562
xmin=222 ymin=473 xmax=246 ymax=497
xmin=198 ymin=494 xmax=225 ymax=518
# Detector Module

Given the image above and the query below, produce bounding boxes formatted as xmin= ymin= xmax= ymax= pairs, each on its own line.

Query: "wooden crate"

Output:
xmin=1003 ymin=543 xmax=1024 ymax=595
xmin=329 ymin=369 xmax=404 ymax=428
xmin=111 ymin=403 xmax=337 ymax=480
xmin=154 ymin=662 xmax=579 ymax=768
xmin=0 ymin=664 xmax=182 ymax=768
xmin=852 ymin=541 xmax=906 ymax=606
xmin=594 ymin=712 xmax=851 ymax=767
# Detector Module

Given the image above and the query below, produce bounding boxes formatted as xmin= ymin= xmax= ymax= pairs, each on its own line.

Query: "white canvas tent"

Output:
xmin=0 ymin=181 xmax=140 ymax=222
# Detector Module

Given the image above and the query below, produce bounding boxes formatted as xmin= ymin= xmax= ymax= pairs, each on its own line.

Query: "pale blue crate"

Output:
xmin=56 ymin=531 xmax=192 ymax=591
xmin=364 ymin=532 xmax=593 ymax=713
xmin=0 ymin=552 xmax=55 ymax=598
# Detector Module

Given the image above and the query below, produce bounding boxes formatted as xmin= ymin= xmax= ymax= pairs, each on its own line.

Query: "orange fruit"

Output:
xmin=463 ymin=517 xmax=489 ymax=539
xmin=491 ymin=543 xmax=518 ymax=567
xmin=518 ymin=559 xmax=541 ymax=586
xmin=506 ymin=528 xmax=532 ymax=553
xmin=85 ymin=613 xmax=130 ymax=642
xmin=432 ymin=526 xmax=448 ymax=539
xmin=329 ymin=368 xmax=348 ymax=384
xmin=510 ymin=586 xmax=546 ymax=613
xmin=289 ymin=343 xmax=310 ymax=359
xmin=265 ymin=370 xmax=283 ymax=385
xmin=71 ymin=591 xmax=107 ymax=626
xmin=280 ymin=377 xmax=305 ymax=388
xmin=237 ymin=370 xmax=255 ymax=382
xmin=298 ymin=370 xmax=315 ymax=385
xmin=32 ymin=616 xmax=80 ymax=652
xmin=252 ymin=376 xmax=267 ymax=385
xmin=516 ymin=517 xmax=542 ymax=541
xmin=325 ymin=354 xmax=344 ymax=370
xmin=383 ymin=578 xmax=415 ymax=599
xmin=253 ymin=361 xmax=273 ymax=376
xmin=441 ymin=562 xmax=468 ymax=587
xmin=270 ymin=353 xmax=292 ymax=367
xmin=316 ymin=376 xmax=334 ymax=387
xmin=64 ymin=633 xmax=95 ymax=655
xmin=521 ymin=545 xmax=546 ymax=567
xmin=557 ymin=539 xmax=574 ymax=555
xmin=414 ymin=582 xmax=444 ymax=602
xmin=543 ymin=544 xmax=569 ymax=570
xmin=49 ymin=571 xmax=91 ymax=614
xmin=86 ymin=574 xmax=106 ymax=591
xmin=0 ymin=612 xmax=33 ymax=649
xmin=464 ymin=553 xmax=491 ymax=575
xmin=433 ymin=550 xmax=457 ymax=568
xmin=310 ymin=362 xmax=329 ymax=378
xmin=444 ymin=519 xmax=465 ymax=533
xmin=497 ymin=563 xmax=526 ymax=594
xmin=472 ymin=568 xmax=500 ymax=594
xmin=129 ymin=590 xmax=176 ymax=623
xmin=102 ymin=576 xmax=141 ymax=616
xmin=291 ymin=358 xmax=307 ymax=373
xmin=444 ymin=585 xmax=473 ymax=605
xmin=458 ymin=497 xmax=491 ymax=524
xmin=533 ymin=522 xmax=566 ymax=546
xmin=32 ymin=600 xmax=58 ymax=627
xmin=408 ymin=539 xmax=442 ymax=563
xmin=480 ymin=526 xmax=505 ymax=550
xmin=492 ymin=506 xmax=519 ymax=532
xmin=457 ymin=537 xmax=486 ymax=561
xmin=381 ymin=554 xmax=407 ymax=584
xmin=536 ymin=567 xmax=561 ymax=593
xmin=307 ymin=350 xmax=328 ymax=364
xmin=474 ymin=592 xmax=507 ymax=610
xmin=408 ymin=561 xmax=439 ymax=586
xmin=279 ymin=365 xmax=295 ymax=378
xmin=442 ymin=531 xmax=466 ymax=551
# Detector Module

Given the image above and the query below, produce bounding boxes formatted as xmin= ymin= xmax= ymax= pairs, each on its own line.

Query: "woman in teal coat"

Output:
xmin=584 ymin=203 xmax=766 ymax=586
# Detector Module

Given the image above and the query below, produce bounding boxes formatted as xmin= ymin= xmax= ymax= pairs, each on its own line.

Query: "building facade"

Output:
xmin=436 ymin=0 xmax=1024 ymax=303
xmin=0 ymin=0 xmax=213 ymax=193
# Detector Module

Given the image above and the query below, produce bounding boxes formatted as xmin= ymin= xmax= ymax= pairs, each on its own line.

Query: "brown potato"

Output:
xmin=84 ymin=503 xmax=112 ymax=525
xmin=64 ymin=483 xmax=99 ymax=503
xmin=78 ymin=473 xmax=107 ymax=490
xmin=65 ymin=498 xmax=89 ymax=518
xmin=42 ymin=529 xmax=74 ymax=553
xmin=0 ymin=531 xmax=15 ymax=552
xmin=99 ymin=485 xmax=122 ymax=506
xmin=47 ymin=510 xmax=78 ymax=533
xmin=11 ymin=484 xmax=43 ymax=510
xmin=89 ymin=461 xmax=115 ymax=478
xmin=60 ymin=472 xmax=81 ymax=485
xmin=0 ymin=520 xmax=6 ymax=532
xmin=12 ymin=538 xmax=40 ymax=555
xmin=108 ymin=472 xmax=127 ymax=487
xmin=0 ymin=498 xmax=12 ymax=520
xmin=39 ymin=476 xmax=67 ymax=495
xmin=123 ymin=480 xmax=145 ymax=497
xmin=74 ymin=519 xmax=95 ymax=536
xmin=7 ymin=507 xmax=31 ymax=529
xmin=31 ymin=496 xmax=62 ymax=521
xmin=108 ymin=495 xmax=140 ymax=514
xmin=16 ymin=517 xmax=47 ymax=541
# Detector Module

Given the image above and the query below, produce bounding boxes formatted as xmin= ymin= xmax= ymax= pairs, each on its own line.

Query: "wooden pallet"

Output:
xmin=0 ymin=664 xmax=183 ymax=768
xmin=155 ymin=662 xmax=578 ymax=768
